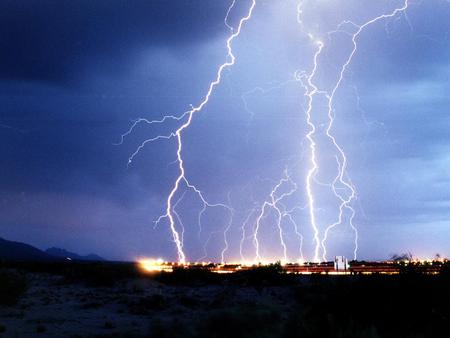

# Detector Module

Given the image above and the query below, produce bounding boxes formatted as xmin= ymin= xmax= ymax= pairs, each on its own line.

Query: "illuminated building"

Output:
xmin=334 ymin=256 xmax=348 ymax=271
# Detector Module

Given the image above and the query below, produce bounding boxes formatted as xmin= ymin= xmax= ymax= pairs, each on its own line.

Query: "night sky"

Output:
xmin=0 ymin=0 xmax=449 ymax=262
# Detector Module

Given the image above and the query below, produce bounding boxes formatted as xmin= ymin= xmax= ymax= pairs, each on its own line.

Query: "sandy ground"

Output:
xmin=0 ymin=272 xmax=292 ymax=337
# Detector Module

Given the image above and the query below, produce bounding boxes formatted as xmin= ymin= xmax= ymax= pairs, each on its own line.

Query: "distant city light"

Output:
xmin=138 ymin=258 xmax=173 ymax=272
xmin=136 ymin=256 xmax=447 ymax=275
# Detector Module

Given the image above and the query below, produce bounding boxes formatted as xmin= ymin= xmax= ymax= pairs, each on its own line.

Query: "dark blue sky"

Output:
xmin=0 ymin=0 xmax=449 ymax=261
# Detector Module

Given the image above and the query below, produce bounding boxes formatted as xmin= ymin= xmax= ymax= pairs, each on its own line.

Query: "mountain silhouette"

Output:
xmin=45 ymin=247 xmax=104 ymax=261
xmin=0 ymin=237 xmax=105 ymax=262
xmin=0 ymin=237 xmax=60 ymax=261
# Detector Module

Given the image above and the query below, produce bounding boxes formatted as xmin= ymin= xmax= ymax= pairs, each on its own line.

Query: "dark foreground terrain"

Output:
xmin=0 ymin=261 xmax=449 ymax=338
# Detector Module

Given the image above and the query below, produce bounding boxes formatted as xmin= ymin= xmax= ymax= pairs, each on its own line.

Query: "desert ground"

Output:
xmin=0 ymin=262 xmax=449 ymax=337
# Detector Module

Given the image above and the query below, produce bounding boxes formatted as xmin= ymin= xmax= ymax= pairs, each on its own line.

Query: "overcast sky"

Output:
xmin=0 ymin=0 xmax=449 ymax=261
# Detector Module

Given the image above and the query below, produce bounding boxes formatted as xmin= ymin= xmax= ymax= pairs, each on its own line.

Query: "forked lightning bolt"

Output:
xmin=321 ymin=0 xmax=410 ymax=261
xmin=120 ymin=0 xmax=256 ymax=263
xmin=297 ymin=0 xmax=409 ymax=262
xmin=295 ymin=31 xmax=324 ymax=262
xmin=119 ymin=0 xmax=412 ymax=264
xmin=253 ymin=169 xmax=298 ymax=263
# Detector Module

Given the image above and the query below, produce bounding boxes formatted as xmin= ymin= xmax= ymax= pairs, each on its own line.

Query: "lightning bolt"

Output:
xmin=224 ymin=0 xmax=236 ymax=32
xmin=171 ymin=191 xmax=187 ymax=246
xmin=239 ymin=207 xmax=258 ymax=262
xmin=322 ymin=0 xmax=410 ymax=261
xmin=297 ymin=0 xmax=409 ymax=262
xmin=220 ymin=192 xmax=235 ymax=263
xmin=253 ymin=169 xmax=297 ymax=263
xmin=120 ymin=0 xmax=256 ymax=263
xmin=296 ymin=35 xmax=324 ymax=263
xmin=282 ymin=203 xmax=308 ymax=263
xmin=119 ymin=0 xmax=412 ymax=264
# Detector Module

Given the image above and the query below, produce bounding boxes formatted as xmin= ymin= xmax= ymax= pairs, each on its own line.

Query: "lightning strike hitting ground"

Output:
xmin=253 ymin=169 xmax=298 ymax=263
xmin=120 ymin=0 xmax=256 ymax=263
xmin=120 ymin=0 xmax=413 ymax=264
xmin=321 ymin=0 xmax=410 ymax=261
xmin=220 ymin=192 xmax=235 ymax=263
xmin=239 ymin=207 xmax=258 ymax=262
xmin=296 ymin=35 xmax=325 ymax=263
xmin=282 ymin=206 xmax=305 ymax=263
xmin=296 ymin=0 xmax=410 ymax=262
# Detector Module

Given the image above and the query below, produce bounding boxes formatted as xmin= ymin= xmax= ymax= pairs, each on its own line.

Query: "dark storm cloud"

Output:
xmin=0 ymin=0 xmax=234 ymax=82
xmin=0 ymin=0 xmax=448 ymax=260
xmin=351 ymin=0 xmax=450 ymax=85
xmin=0 ymin=0 xmax=247 ymax=199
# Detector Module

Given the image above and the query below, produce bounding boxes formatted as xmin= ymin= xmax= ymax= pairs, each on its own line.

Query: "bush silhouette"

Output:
xmin=0 ymin=269 xmax=28 ymax=305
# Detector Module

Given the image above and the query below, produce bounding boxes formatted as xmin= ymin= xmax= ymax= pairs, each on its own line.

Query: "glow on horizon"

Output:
xmin=121 ymin=0 xmax=418 ymax=264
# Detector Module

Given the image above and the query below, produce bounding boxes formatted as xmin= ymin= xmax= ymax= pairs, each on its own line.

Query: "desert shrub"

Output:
xmin=230 ymin=262 xmax=296 ymax=287
xmin=81 ymin=301 xmax=103 ymax=309
xmin=36 ymin=324 xmax=46 ymax=333
xmin=440 ymin=261 xmax=450 ymax=278
xmin=199 ymin=305 xmax=282 ymax=338
xmin=149 ymin=306 xmax=283 ymax=338
xmin=0 ymin=261 xmax=141 ymax=287
xmin=0 ymin=269 xmax=28 ymax=305
xmin=128 ymin=294 xmax=166 ymax=315
xmin=151 ymin=318 xmax=191 ymax=338
xmin=291 ymin=274 xmax=450 ymax=338
xmin=209 ymin=288 xmax=236 ymax=308
xmin=62 ymin=262 xmax=139 ymax=287
xmin=156 ymin=267 xmax=220 ymax=286
xmin=104 ymin=321 xmax=115 ymax=329
xmin=178 ymin=294 xmax=199 ymax=308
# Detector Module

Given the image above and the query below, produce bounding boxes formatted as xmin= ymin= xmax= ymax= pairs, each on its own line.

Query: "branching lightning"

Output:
xmin=120 ymin=0 xmax=256 ymax=263
xmin=296 ymin=0 xmax=410 ymax=262
xmin=297 ymin=37 xmax=325 ymax=263
xmin=253 ymin=169 xmax=298 ymax=263
xmin=239 ymin=207 xmax=258 ymax=262
xmin=321 ymin=0 xmax=410 ymax=261
xmin=120 ymin=0 xmax=412 ymax=264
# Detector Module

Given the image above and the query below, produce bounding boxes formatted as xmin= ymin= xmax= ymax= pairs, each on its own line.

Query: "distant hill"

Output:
xmin=0 ymin=237 xmax=105 ymax=262
xmin=45 ymin=247 xmax=105 ymax=262
xmin=0 ymin=237 xmax=60 ymax=262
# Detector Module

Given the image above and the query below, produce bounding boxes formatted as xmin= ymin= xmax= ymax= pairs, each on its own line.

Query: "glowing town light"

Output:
xmin=138 ymin=258 xmax=173 ymax=272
